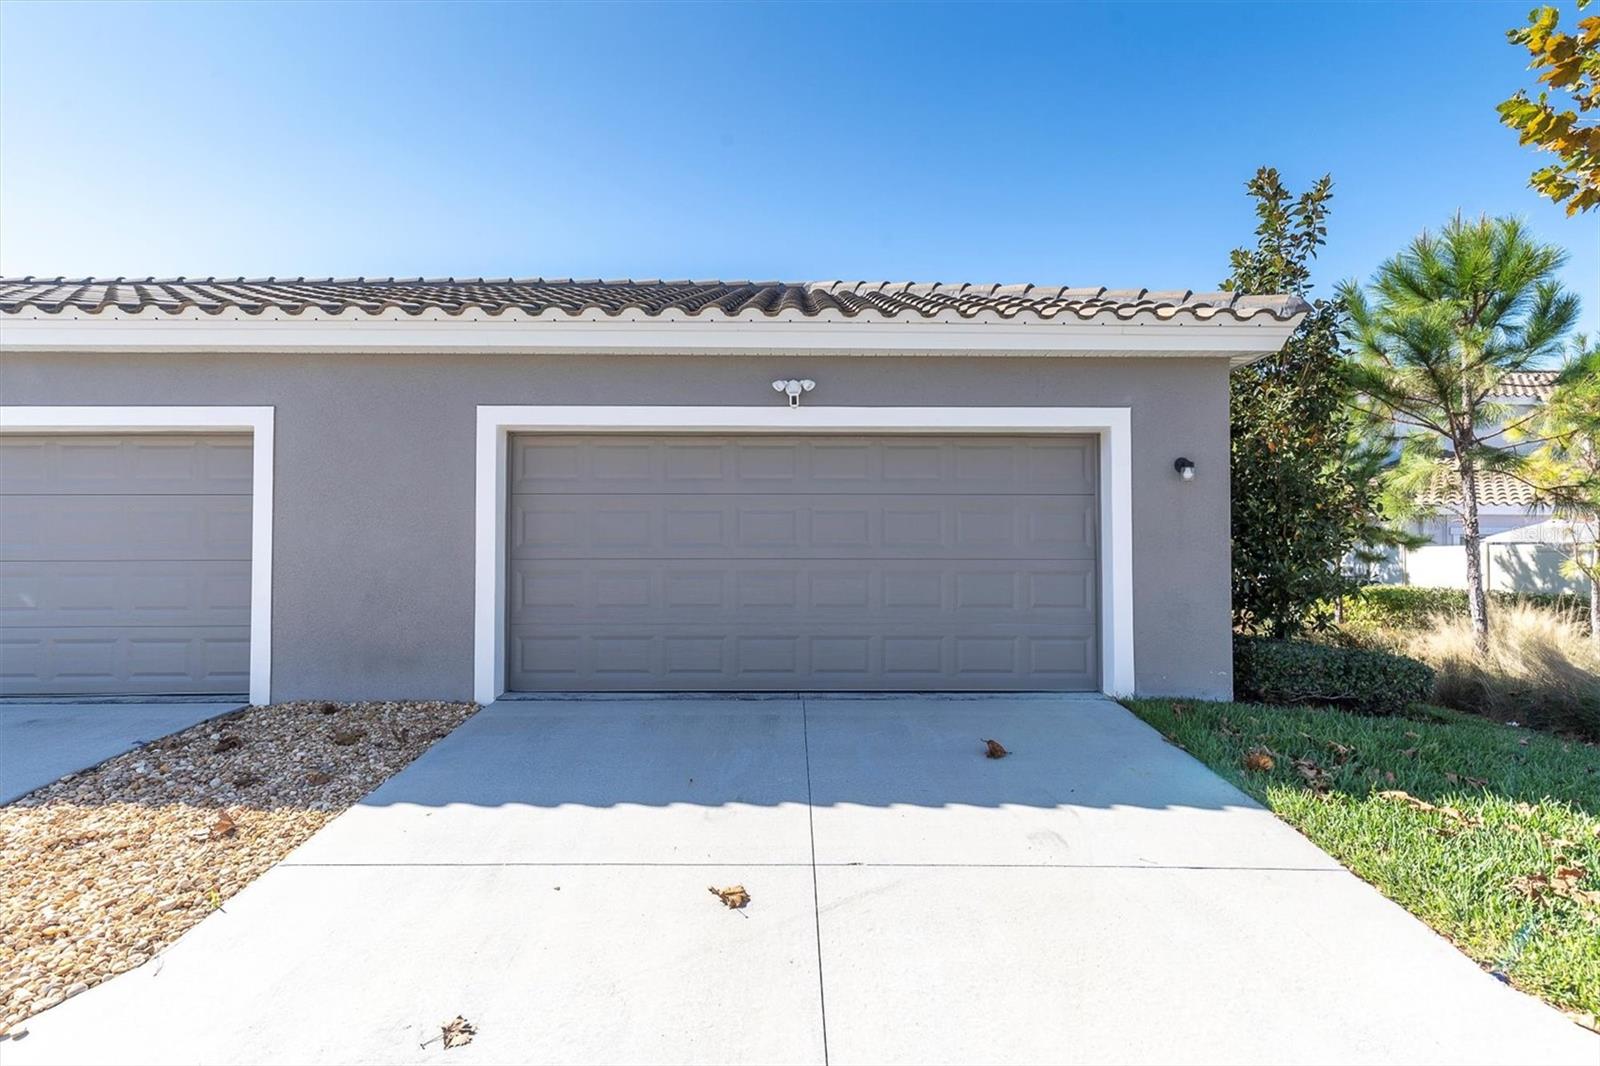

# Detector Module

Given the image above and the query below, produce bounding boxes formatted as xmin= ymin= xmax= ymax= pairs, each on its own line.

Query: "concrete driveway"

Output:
xmin=7 ymin=695 xmax=1596 ymax=1065
xmin=0 ymin=700 xmax=245 ymax=803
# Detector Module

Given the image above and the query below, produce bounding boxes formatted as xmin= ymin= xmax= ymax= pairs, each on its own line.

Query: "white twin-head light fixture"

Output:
xmin=1174 ymin=457 xmax=1196 ymax=482
xmin=772 ymin=378 xmax=816 ymax=407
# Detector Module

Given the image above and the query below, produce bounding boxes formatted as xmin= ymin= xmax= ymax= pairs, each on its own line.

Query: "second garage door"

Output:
xmin=507 ymin=434 xmax=1099 ymax=692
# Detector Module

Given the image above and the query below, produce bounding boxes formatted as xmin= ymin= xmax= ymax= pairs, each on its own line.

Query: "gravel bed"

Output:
xmin=0 ymin=699 xmax=477 ymax=1033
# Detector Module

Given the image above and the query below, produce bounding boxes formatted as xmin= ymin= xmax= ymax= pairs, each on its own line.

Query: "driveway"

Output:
xmin=6 ymin=695 xmax=1595 ymax=1065
xmin=0 ymin=700 xmax=245 ymax=803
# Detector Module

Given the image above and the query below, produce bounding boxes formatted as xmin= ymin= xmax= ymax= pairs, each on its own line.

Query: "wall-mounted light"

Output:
xmin=1174 ymin=457 xmax=1196 ymax=482
xmin=772 ymin=378 xmax=816 ymax=407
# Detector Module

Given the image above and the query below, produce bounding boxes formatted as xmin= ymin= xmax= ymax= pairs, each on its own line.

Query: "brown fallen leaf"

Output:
xmin=441 ymin=1015 xmax=476 ymax=1049
xmin=330 ymin=728 xmax=364 ymax=746
xmin=1171 ymin=702 xmax=1190 ymax=717
xmin=1512 ymin=872 xmax=1552 ymax=900
xmin=213 ymin=735 xmax=243 ymax=754
xmin=209 ymin=809 xmax=238 ymax=840
xmin=305 ymin=770 xmax=332 ymax=786
xmin=709 ymin=884 xmax=751 ymax=909
xmin=1399 ymin=748 xmax=1418 ymax=759
xmin=983 ymin=738 xmax=1010 ymax=759
xmin=1292 ymin=756 xmax=1330 ymax=792
xmin=1551 ymin=865 xmax=1600 ymax=908
xmin=233 ymin=771 xmax=262 ymax=787
xmin=1242 ymin=748 xmax=1275 ymax=773
xmin=1378 ymin=790 xmax=1482 ymax=833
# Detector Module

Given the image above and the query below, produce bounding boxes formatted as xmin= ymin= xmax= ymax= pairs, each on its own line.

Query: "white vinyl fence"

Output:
xmin=1400 ymin=543 xmax=1589 ymax=596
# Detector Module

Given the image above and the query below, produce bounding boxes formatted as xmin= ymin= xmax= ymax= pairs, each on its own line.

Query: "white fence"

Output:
xmin=1400 ymin=543 xmax=1589 ymax=596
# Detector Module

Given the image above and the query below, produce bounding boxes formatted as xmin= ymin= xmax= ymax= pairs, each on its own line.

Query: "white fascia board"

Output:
xmin=474 ymin=405 xmax=1136 ymax=703
xmin=1 ymin=307 xmax=1304 ymax=365
xmin=0 ymin=404 xmax=275 ymax=705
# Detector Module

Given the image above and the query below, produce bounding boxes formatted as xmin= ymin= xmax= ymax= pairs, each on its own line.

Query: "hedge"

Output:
xmin=1234 ymin=636 xmax=1435 ymax=715
xmin=1339 ymin=585 xmax=1587 ymax=632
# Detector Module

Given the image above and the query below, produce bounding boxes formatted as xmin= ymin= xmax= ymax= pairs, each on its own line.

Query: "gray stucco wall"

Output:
xmin=0 ymin=352 xmax=1235 ymax=700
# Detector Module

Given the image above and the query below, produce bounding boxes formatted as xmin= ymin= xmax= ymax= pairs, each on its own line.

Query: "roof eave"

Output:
xmin=0 ymin=307 xmax=1306 ymax=364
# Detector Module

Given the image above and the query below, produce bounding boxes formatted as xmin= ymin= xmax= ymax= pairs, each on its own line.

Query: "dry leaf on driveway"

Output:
xmin=440 ymin=1015 xmax=476 ymax=1049
xmin=982 ymin=739 xmax=1010 ymax=759
xmin=709 ymin=885 xmax=750 ymax=909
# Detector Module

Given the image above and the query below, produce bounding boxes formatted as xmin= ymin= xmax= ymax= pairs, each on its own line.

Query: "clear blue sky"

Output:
xmin=1 ymin=0 xmax=1595 ymax=337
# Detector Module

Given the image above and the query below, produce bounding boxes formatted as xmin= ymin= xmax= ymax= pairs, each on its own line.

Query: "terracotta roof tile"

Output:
xmin=1492 ymin=371 xmax=1560 ymax=400
xmin=0 ymin=277 xmax=1307 ymax=323
xmin=1417 ymin=466 xmax=1539 ymax=509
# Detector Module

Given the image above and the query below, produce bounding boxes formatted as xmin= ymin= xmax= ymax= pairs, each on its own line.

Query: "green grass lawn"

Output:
xmin=1124 ymin=698 xmax=1600 ymax=1026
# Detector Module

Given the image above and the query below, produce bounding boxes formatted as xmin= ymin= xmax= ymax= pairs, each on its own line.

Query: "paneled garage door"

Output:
xmin=0 ymin=434 xmax=252 ymax=695
xmin=506 ymin=434 xmax=1099 ymax=691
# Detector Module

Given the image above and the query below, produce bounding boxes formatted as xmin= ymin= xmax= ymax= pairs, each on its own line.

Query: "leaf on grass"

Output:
xmin=1242 ymin=748 xmax=1275 ymax=773
xmin=1171 ymin=702 xmax=1190 ymax=717
xmin=1292 ymin=756 xmax=1330 ymax=792
xmin=441 ymin=1016 xmax=476 ymax=1049
xmin=983 ymin=738 xmax=1010 ymax=759
xmin=1377 ymin=790 xmax=1482 ymax=834
xmin=1399 ymin=748 xmax=1418 ymax=759
xmin=1218 ymin=717 xmax=1242 ymax=738
xmin=330 ymin=728 xmax=365 ymax=746
xmin=208 ymin=809 xmax=238 ymax=840
xmin=709 ymin=884 xmax=750 ymax=909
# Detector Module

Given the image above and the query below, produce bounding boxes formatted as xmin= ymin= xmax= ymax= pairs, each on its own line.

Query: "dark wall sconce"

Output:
xmin=1174 ymin=457 xmax=1196 ymax=482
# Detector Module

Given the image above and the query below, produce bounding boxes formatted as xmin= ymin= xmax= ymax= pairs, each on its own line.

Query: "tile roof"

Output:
xmin=1491 ymin=370 xmax=1560 ymax=400
xmin=1417 ymin=466 xmax=1539 ymax=509
xmin=0 ymin=277 xmax=1307 ymax=323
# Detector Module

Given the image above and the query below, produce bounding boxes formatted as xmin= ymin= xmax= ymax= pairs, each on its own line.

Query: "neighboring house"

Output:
xmin=1374 ymin=369 xmax=1588 ymax=594
xmin=1405 ymin=370 xmax=1557 ymax=546
xmin=0 ymin=277 xmax=1305 ymax=704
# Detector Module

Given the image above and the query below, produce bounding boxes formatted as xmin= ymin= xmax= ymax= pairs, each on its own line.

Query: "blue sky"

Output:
xmin=1 ymin=1 xmax=1595 ymax=337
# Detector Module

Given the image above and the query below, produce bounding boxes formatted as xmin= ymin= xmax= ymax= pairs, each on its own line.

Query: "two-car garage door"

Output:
xmin=0 ymin=434 xmax=252 ymax=696
xmin=507 ymin=434 xmax=1100 ymax=691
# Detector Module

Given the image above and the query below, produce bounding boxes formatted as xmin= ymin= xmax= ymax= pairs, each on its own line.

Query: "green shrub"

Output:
xmin=1339 ymin=585 xmax=1585 ymax=632
xmin=1234 ymin=636 xmax=1434 ymax=715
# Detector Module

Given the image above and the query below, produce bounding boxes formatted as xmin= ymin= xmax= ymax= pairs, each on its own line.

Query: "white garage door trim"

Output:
xmin=475 ymin=406 xmax=1133 ymax=703
xmin=0 ymin=405 xmax=274 ymax=704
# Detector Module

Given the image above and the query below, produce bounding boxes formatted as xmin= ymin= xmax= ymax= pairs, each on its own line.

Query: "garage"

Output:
xmin=0 ymin=433 xmax=253 ymax=696
xmin=506 ymin=433 xmax=1099 ymax=691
